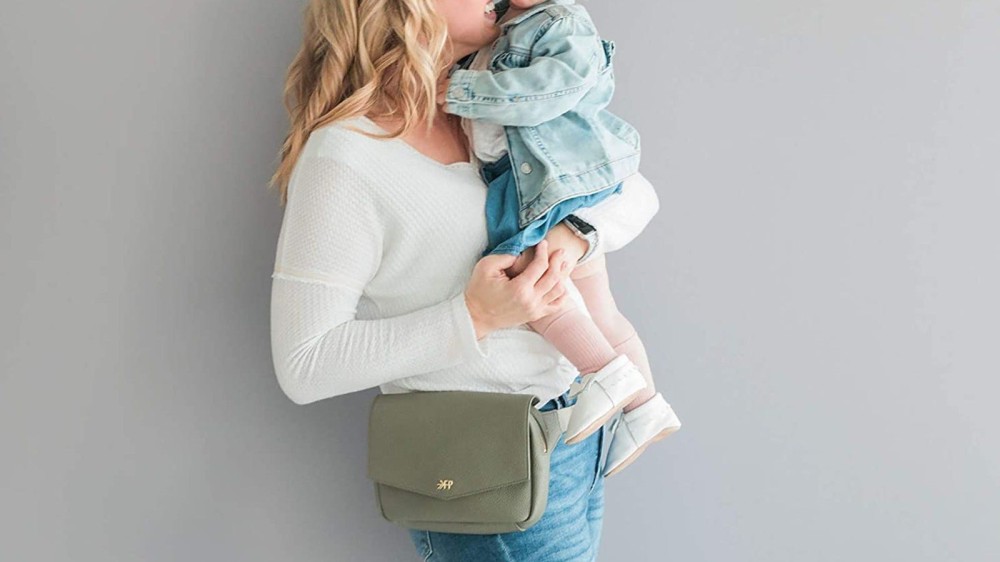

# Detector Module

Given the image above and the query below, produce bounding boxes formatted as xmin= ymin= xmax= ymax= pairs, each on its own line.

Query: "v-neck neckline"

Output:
xmin=357 ymin=115 xmax=478 ymax=171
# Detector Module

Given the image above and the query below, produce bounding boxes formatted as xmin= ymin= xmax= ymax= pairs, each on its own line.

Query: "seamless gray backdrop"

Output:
xmin=2 ymin=1 xmax=998 ymax=561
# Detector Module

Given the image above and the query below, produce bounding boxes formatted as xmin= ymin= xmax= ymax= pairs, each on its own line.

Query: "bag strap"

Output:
xmin=535 ymin=393 xmax=591 ymax=451
xmin=536 ymin=407 xmax=568 ymax=453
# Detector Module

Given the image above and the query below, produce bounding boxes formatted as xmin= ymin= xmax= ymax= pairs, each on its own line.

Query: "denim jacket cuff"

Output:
xmin=445 ymin=69 xmax=475 ymax=107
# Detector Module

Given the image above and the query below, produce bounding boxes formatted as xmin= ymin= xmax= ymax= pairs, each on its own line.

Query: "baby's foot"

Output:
xmin=603 ymin=393 xmax=681 ymax=477
xmin=563 ymin=354 xmax=647 ymax=445
xmin=622 ymin=386 xmax=658 ymax=414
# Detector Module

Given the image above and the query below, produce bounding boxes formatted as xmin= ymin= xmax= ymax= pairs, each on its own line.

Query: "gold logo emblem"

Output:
xmin=436 ymin=479 xmax=454 ymax=490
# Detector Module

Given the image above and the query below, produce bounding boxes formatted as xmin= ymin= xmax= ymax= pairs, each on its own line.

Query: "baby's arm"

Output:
xmin=442 ymin=15 xmax=604 ymax=127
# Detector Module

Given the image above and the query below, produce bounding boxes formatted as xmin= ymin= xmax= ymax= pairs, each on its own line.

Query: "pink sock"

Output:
xmin=528 ymin=300 xmax=619 ymax=377
xmin=572 ymin=260 xmax=657 ymax=412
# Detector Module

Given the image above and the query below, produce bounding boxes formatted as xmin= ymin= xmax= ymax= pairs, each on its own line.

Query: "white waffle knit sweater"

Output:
xmin=270 ymin=115 xmax=659 ymax=406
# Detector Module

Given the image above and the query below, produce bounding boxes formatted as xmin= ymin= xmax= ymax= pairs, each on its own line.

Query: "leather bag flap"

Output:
xmin=368 ymin=391 xmax=538 ymax=500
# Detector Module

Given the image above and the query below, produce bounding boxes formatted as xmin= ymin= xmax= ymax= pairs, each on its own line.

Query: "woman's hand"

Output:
xmin=464 ymin=240 xmax=570 ymax=339
xmin=505 ymin=222 xmax=587 ymax=278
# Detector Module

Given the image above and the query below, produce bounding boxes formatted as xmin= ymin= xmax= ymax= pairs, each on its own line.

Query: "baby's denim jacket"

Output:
xmin=445 ymin=0 xmax=641 ymax=228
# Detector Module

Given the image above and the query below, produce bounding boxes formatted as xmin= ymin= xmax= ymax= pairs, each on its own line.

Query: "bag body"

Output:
xmin=367 ymin=390 xmax=564 ymax=534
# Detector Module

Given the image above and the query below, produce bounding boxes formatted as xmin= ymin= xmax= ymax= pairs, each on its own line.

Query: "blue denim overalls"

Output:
xmin=444 ymin=0 xmax=641 ymax=257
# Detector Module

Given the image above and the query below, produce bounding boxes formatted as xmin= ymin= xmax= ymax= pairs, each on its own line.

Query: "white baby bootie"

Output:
xmin=603 ymin=392 xmax=681 ymax=477
xmin=563 ymin=354 xmax=648 ymax=445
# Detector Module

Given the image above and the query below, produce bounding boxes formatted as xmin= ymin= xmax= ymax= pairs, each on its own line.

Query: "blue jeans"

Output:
xmin=480 ymin=154 xmax=623 ymax=258
xmin=408 ymin=388 xmax=609 ymax=561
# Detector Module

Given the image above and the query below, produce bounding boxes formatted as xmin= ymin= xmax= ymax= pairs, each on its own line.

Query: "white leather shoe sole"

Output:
xmin=563 ymin=354 xmax=648 ymax=446
xmin=603 ymin=392 xmax=681 ymax=477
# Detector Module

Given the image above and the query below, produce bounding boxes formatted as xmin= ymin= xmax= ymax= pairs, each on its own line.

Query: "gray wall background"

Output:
xmin=2 ymin=0 xmax=998 ymax=560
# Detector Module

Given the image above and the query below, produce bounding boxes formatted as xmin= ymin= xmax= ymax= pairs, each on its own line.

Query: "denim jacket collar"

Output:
xmin=499 ymin=0 xmax=575 ymax=29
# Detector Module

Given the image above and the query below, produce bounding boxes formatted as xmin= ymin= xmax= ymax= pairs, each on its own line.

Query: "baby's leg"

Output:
xmin=527 ymin=294 xmax=619 ymax=378
xmin=570 ymin=253 xmax=657 ymax=412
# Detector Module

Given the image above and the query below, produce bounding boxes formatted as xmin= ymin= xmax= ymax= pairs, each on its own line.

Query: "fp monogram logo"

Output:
xmin=436 ymin=479 xmax=454 ymax=490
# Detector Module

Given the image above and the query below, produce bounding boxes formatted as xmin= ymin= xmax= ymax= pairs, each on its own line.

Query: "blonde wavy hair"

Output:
xmin=269 ymin=0 xmax=453 ymax=205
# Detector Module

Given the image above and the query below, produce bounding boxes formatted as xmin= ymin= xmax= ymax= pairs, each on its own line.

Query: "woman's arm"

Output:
xmin=567 ymin=171 xmax=661 ymax=264
xmin=270 ymin=157 xmax=487 ymax=405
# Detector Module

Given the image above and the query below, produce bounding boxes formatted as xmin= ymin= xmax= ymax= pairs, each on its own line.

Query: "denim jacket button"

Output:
xmin=520 ymin=162 xmax=533 ymax=174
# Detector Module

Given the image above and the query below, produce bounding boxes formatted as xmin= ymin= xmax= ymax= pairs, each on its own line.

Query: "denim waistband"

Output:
xmin=538 ymin=388 xmax=576 ymax=412
xmin=479 ymin=153 xmax=512 ymax=184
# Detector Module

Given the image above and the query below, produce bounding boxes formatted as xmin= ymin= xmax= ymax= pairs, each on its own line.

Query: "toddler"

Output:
xmin=440 ymin=0 xmax=680 ymax=476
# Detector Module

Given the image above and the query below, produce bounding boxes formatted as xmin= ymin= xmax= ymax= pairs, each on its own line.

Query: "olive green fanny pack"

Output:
xmin=367 ymin=390 xmax=572 ymax=534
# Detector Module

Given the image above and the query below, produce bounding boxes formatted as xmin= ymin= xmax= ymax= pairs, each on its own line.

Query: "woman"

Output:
xmin=268 ymin=0 xmax=660 ymax=559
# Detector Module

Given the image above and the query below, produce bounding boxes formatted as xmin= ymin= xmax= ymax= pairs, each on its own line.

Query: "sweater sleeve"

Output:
xmin=570 ymin=171 xmax=660 ymax=264
xmin=269 ymin=156 xmax=488 ymax=405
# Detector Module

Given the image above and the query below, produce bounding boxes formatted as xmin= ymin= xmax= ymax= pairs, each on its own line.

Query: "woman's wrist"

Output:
xmin=464 ymin=291 xmax=493 ymax=340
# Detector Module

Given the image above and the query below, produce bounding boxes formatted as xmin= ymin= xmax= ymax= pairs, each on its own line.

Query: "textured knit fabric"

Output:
xmin=269 ymin=115 xmax=659 ymax=406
